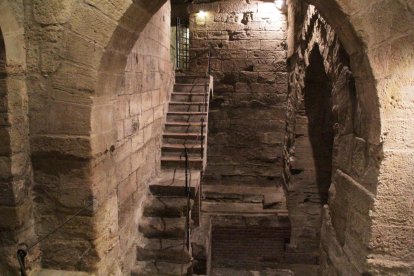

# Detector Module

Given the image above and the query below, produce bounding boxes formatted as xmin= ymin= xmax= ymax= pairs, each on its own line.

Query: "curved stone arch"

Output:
xmin=289 ymin=0 xmax=414 ymax=273
xmin=304 ymin=0 xmax=381 ymax=146
xmin=286 ymin=7 xmax=368 ymax=272
xmin=27 ymin=0 xmax=170 ymax=274
xmin=91 ymin=0 xmax=168 ymax=156
xmin=0 ymin=0 xmax=37 ymax=274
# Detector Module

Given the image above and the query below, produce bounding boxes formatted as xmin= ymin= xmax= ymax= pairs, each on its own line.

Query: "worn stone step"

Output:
xmin=143 ymin=196 xmax=193 ymax=218
xmin=162 ymin=143 xmax=202 ymax=152
xmin=31 ymin=270 xmax=93 ymax=276
xmin=202 ymin=202 xmax=284 ymax=214
xmin=165 ymin=120 xmax=207 ymax=133
xmin=167 ymin=111 xmax=208 ymax=122
xmin=212 ymin=267 xmax=294 ymax=276
xmin=202 ymin=184 xmax=285 ymax=208
xmin=165 ymin=124 xmax=205 ymax=133
xmin=203 ymin=191 xmax=263 ymax=203
xmin=161 ymin=156 xmax=203 ymax=169
xmin=213 ymin=268 xmax=293 ymax=276
xmin=132 ymin=261 xmax=192 ymax=276
xmin=161 ymin=146 xmax=203 ymax=159
xmin=162 ymin=151 xmax=203 ymax=159
xmin=171 ymin=92 xmax=208 ymax=102
xmin=137 ymin=238 xmax=191 ymax=264
xmin=139 ymin=217 xmax=186 ymax=239
xmin=175 ymin=75 xmax=209 ymax=84
xmin=163 ymin=132 xmax=203 ymax=139
xmin=174 ymin=83 xmax=207 ymax=93
xmin=169 ymin=101 xmax=208 ymax=112
xmin=149 ymin=169 xmax=201 ymax=198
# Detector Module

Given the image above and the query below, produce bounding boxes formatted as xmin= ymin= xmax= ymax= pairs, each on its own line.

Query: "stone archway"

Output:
xmin=303 ymin=46 xmax=335 ymax=206
xmin=25 ymin=0 xmax=170 ymax=274
xmin=0 ymin=1 xmax=36 ymax=274
xmin=286 ymin=0 xmax=414 ymax=274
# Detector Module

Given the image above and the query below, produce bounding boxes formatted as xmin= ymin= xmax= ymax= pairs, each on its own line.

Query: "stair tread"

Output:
xmin=164 ymin=132 xmax=200 ymax=136
xmin=172 ymin=92 xmax=207 ymax=95
xmin=202 ymin=201 xmax=286 ymax=214
xmin=143 ymin=196 xmax=193 ymax=218
xmin=161 ymin=156 xmax=203 ymax=161
xmin=163 ymin=143 xmax=202 ymax=149
xmin=170 ymin=101 xmax=206 ymax=105
xmin=168 ymin=111 xmax=207 ymax=115
xmin=139 ymin=217 xmax=186 ymax=239
xmin=175 ymin=83 xmax=206 ymax=86
xmin=137 ymin=237 xmax=191 ymax=264
xmin=149 ymin=169 xmax=201 ymax=197
xmin=132 ymin=261 xmax=192 ymax=276
xmin=165 ymin=121 xmax=206 ymax=126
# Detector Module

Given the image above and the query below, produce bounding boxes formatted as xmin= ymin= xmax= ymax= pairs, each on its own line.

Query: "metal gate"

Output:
xmin=176 ymin=17 xmax=189 ymax=70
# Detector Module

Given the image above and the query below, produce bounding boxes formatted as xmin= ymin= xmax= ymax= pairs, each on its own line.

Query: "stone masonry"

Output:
xmin=189 ymin=1 xmax=288 ymax=188
xmin=0 ymin=0 xmax=413 ymax=275
xmin=285 ymin=3 xmax=383 ymax=275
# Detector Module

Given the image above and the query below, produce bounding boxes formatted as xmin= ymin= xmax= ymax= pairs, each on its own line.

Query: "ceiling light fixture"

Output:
xmin=197 ymin=10 xmax=207 ymax=18
xmin=275 ymin=0 xmax=284 ymax=10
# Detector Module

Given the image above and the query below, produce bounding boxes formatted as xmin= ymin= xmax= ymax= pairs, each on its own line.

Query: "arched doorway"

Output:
xmin=303 ymin=46 xmax=334 ymax=206
xmin=0 ymin=3 xmax=37 ymax=272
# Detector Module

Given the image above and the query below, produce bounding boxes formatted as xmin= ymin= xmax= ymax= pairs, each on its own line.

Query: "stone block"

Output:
xmin=33 ymin=0 xmax=75 ymax=24
xmin=260 ymin=40 xmax=285 ymax=51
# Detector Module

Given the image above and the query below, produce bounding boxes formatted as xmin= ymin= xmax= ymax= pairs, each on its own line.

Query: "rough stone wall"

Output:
xmin=19 ymin=0 xmax=170 ymax=274
xmin=284 ymin=5 xmax=381 ymax=275
xmin=189 ymin=1 xmax=288 ymax=187
xmin=115 ymin=3 xmax=173 ymax=272
xmin=0 ymin=1 xmax=39 ymax=274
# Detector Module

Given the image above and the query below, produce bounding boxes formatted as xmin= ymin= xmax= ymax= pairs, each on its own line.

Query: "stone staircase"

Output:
xmin=132 ymin=74 xmax=212 ymax=276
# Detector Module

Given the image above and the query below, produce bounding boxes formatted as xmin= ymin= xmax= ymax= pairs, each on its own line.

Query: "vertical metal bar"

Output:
xmin=208 ymin=44 xmax=212 ymax=76
xmin=184 ymin=148 xmax=190 ymax=250
xmin=176 ymin=17 xmax=179 ymax=69
xmin=200 ymin=117 xmax=204 ymax=160
xmin=184 ymin=147 xmax=188 ymax=197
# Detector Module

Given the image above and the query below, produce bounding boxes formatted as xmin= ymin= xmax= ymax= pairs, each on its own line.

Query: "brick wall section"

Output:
xmin=116 ymin=3 xmax=173 ymax=273
xmin=189 ymin=1 xmax=288 ymax=187
xmin=284 ymin=5 xmax=381 ymax=274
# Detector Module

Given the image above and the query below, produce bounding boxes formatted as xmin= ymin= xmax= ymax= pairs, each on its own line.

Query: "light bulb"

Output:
xmin=275 ymin=0 xmax=284 ymax=10
xmin=197 ymin=10 xmax=207 ymax=18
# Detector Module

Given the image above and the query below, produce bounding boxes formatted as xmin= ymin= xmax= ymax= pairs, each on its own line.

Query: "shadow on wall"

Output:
xmin=304 ymin=46 xmax=334 ymax=205
xmin=0 ymin=28 xmax=5 ymax=88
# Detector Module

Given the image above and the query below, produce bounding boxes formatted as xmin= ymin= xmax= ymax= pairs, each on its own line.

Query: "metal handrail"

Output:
xmin=207 ymin=43 xmax=212 ymax=76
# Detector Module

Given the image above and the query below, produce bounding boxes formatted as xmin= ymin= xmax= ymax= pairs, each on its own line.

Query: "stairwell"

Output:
xmin=132 ymin=74 xmax=213 ymax=276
